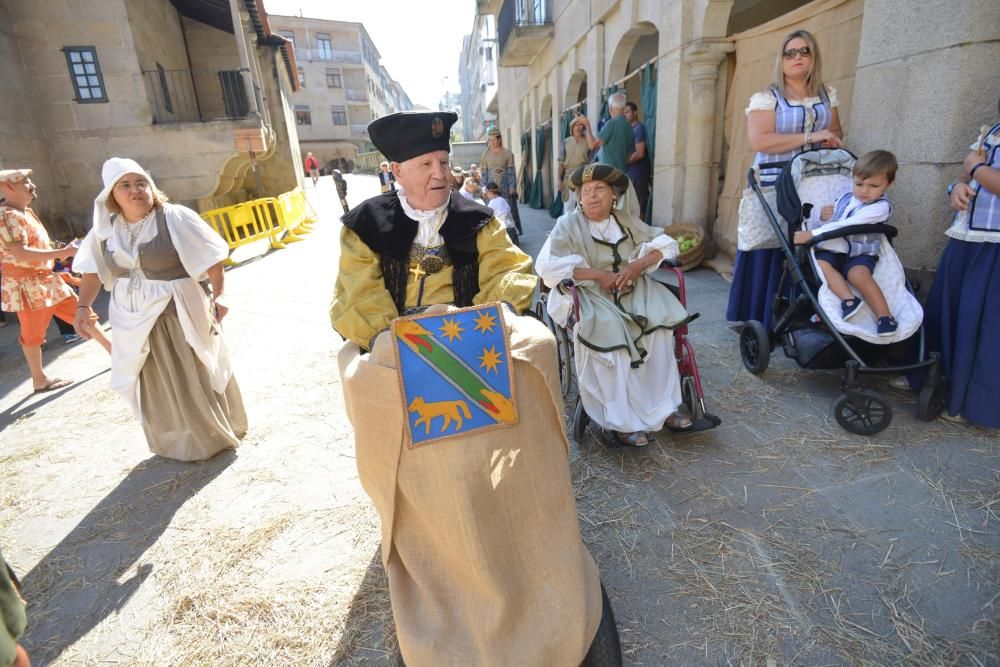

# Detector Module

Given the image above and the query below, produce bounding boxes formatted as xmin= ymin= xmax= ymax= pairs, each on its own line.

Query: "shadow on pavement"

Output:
xmin=19 ymin=450 xmax=236 ymax=664
xmin=0 ymin=368 xmax=109 ymax=435
xmin=330 ymin=547 xmax=397 ymax=666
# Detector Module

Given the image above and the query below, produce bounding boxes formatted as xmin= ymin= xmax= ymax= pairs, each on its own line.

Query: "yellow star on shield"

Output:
xmin=439 ymin=317 xmax=464 ymax=342
xmin=473 ymin=310 xmax=497 ymax=334
xmin=478 ymin=345 xmax=503 ymax=373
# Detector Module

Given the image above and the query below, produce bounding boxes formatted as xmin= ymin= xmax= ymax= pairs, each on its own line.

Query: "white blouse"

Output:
xmin=745 ymin=84 xmax=840 ymax=116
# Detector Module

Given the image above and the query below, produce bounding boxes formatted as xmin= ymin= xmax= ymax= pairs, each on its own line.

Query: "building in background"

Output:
xmin=459 ymin=14 xmax=499 ymax=141
xmin=477 ymin=0 xmax=999 ymax=277
xmin=268 ymin=14 xmax=412 ymax=171
xmin=0 ymin=0 xmax=303 ymax=237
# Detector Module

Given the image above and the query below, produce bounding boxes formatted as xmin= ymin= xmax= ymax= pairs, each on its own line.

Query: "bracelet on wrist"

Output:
xmin=76 ymin=305 xmax=92 ymax=310
xmin=969 ymin=163 xmax=986 ymax=181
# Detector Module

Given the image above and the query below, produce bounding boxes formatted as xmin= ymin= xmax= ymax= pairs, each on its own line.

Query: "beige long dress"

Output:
xmin=339 ymin=312 xmax=602 ymax=666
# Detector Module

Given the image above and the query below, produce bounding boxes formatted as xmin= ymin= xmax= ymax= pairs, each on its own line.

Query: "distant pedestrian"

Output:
xmin=623 ymin=102 xmax=652 ymax=220
xmin=558 ymin=116 xmax=591 ymax=209
xmin=0 ymin=168 xmax=110 ymax=393
xmin=305 ymin=152 xmax=320 ymax=186
xmin=576 ymin=92 xmax=634 ymax=173
xmin=378 ymin=161 xmax=396 ymax=193
xmin=479 ymin=128 xmax=522 ymax=233
xmin=332 ymin=169 xmax=349 ymax=214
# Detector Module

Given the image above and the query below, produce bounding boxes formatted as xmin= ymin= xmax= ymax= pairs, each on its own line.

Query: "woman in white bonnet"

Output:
xmin=73 ymin=157 xmax=247 ymax=461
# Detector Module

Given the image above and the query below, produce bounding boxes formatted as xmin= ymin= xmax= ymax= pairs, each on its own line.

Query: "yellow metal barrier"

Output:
xmin=201 ymin=187 xmax=318 ymax=264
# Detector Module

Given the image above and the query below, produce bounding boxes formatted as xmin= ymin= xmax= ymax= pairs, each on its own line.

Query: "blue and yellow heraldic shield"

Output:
xmin=393 ymin=303 xmax=518 ymax=447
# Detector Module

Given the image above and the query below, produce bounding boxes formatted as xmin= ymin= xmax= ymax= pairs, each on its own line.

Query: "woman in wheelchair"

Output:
xmin=536 ymin=163 xmax=692 ymax=447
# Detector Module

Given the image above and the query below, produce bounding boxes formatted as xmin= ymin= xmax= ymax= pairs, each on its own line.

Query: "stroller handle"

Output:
xmin=807 ymin=223 xmax=898 ymax=247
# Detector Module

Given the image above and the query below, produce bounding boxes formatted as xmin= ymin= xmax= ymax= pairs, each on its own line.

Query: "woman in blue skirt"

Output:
xmin=726 ymin=30 xmax=843 ymax=328
xmin=918 ymin=101 xmax=1000 ymax=427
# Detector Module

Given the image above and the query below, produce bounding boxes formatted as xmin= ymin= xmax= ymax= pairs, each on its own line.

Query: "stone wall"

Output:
xmin=0 ymin=0 xmax=61 ymax=232
xmin=849 ymin=0 xmax=1000 ymax=273
xmin=180 ymin=16 xmax=242 ymax=121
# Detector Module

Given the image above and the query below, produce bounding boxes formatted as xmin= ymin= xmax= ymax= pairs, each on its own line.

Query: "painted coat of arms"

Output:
xmin=393 ymin=303 xmax=518 ymax=446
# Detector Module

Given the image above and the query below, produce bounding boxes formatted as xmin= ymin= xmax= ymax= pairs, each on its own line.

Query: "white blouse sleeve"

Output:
xmin=164 ymin=205 xmax=230 ymax=279
xmin=71 ymin=228 xmax=116 ymax=289
xmin=824 ymin=84 xmax=840 ymax=108
xmin=745 ymin=90 xmax=777 ymax=115
xmin=535 ymin=233 xmax=588 ymax=289
xmin=630 ymin=233 xmax=679 ymax=274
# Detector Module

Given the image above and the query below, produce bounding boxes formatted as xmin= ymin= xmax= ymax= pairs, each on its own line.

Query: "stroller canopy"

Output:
xmin=776 ymin=148 xmax=857 ymax=226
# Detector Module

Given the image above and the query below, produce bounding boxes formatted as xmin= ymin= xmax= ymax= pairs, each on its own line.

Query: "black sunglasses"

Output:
xmin=783 ymin=46 xmax=812 ymax=59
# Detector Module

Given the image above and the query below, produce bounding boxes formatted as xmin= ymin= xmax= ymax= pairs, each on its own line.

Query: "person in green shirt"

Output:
xmin=0 ymin=548 xmax=28 ymax=667
xmin=576 ymin=92 xmax=635 ymax=172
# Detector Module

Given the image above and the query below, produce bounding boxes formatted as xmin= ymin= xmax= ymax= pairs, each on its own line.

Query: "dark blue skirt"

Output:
xmin=726 ymin=248 xmax=786 ymax=329
xmin=921 ymin=238 xmax=1000 ymax=428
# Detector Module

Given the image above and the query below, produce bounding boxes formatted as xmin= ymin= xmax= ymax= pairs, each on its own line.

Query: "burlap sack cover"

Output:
xmin=337 ymin=310 xmax=602 ymax=666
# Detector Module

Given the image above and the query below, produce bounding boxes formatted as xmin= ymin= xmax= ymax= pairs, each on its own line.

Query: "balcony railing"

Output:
xmin=498 ymin=0 xmax=553 ymax=67
xmin=142 ymin=68 xmax=250 ymax=124
xmin=294 ymin=48 xmax=363 ymax=65
xmin=345 ymin=88 xmax=369 ymax=102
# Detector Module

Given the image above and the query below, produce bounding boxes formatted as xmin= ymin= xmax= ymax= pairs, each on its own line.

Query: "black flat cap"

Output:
xmin=367 ymin=111 xmax=458 ymax=163
xmin=568 ymin=163 xmax=630 ymax=194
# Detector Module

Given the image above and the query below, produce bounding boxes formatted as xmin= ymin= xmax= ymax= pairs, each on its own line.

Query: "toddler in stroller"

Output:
xmin=739 ymin=148 xmax=943 ymax=434
xmin=794 ymin=150 xmax=900 ymax=337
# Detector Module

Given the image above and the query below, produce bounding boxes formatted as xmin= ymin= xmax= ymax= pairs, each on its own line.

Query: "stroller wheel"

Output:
xmin=916 ymin=380 xmax=946 ymax=422
xmin=739 ymin=320 xmax=770 ymax=375
xmin=573 ymin=398 xmax=589 ymax=443
xmin=833 ymin=389 xmax=892 ymax=435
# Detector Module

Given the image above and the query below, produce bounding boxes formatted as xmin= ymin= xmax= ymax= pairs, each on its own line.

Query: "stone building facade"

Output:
xmin=459 ymin=14 xmax=500 ymax=141
xmin=479 ymin=0 xmax=1000 ymax=274
xmin=0 ymin=0 xmax=304 ymax=238
xmin=267 ymin=15 xmax=412 ymax=170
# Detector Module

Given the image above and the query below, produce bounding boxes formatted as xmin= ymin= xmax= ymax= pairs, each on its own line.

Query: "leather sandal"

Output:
xmin=615 ymin=431 xmax=648 ymax=447
xmin=665 ymin=410 xmax=693 ymax=430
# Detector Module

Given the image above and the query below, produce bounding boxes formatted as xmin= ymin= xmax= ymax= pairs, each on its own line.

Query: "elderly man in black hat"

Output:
xmin=331 ymin=111 xmax=536 ymax=350
xmin=331 ymin=113 xmax=623 ymax=666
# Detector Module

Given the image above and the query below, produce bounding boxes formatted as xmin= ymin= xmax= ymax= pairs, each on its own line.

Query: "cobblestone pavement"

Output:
xmin=0 ymin=177 xmax=996 ymax=665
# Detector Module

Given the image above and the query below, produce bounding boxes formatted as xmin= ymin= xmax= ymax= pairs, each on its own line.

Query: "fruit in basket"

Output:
xmin=674 ymin=233 xmax=698 ymax=253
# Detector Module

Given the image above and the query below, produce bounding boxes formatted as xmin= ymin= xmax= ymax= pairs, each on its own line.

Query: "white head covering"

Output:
xmin=92 ymin=157 xmax=156 ymax=240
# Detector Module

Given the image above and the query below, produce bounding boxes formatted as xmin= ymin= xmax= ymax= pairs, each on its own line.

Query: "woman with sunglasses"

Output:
xmin=727 ymin=29 xmax=843 ymax=329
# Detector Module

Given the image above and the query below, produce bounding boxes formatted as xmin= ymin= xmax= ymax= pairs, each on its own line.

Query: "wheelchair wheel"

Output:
xmin=681 ymin=376 xmax=704 ymax=420
xmin=555 ymin=324 xmax=574 ymax=398
xmin=573 ymin=398 xmax=589 ymax=443
xmin=833 ymin=389 xmax=892 ymax=435
xmin=739 ymin=320 xmax=770 ymax=375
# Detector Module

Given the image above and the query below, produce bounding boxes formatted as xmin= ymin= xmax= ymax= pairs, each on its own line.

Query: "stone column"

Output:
xmin=550 ymin=73 xmax=562 ymax=206
xmin=680 ymin=39 xmax=732 ymax=227
xmin=585 ymin=24 xmax=604 ymax=129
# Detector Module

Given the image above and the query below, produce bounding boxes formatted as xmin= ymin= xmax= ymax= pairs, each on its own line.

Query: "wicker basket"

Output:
xmin=664 ymin=223 xmax=705 ymax=272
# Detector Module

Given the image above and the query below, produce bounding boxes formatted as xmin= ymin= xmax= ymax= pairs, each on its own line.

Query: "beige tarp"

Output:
xmin=715 ymin=0 xmax=864 ymax=260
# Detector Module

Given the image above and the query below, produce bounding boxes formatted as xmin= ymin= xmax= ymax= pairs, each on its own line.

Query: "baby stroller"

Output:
xmin=536 ymin=260 xmax=721 ymax=446
xmin=739 ymin=148 xmax=945 ymax=435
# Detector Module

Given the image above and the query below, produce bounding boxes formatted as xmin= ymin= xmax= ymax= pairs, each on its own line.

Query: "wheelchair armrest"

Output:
xmin=659 ymin=258 xmax=681 ymax=269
